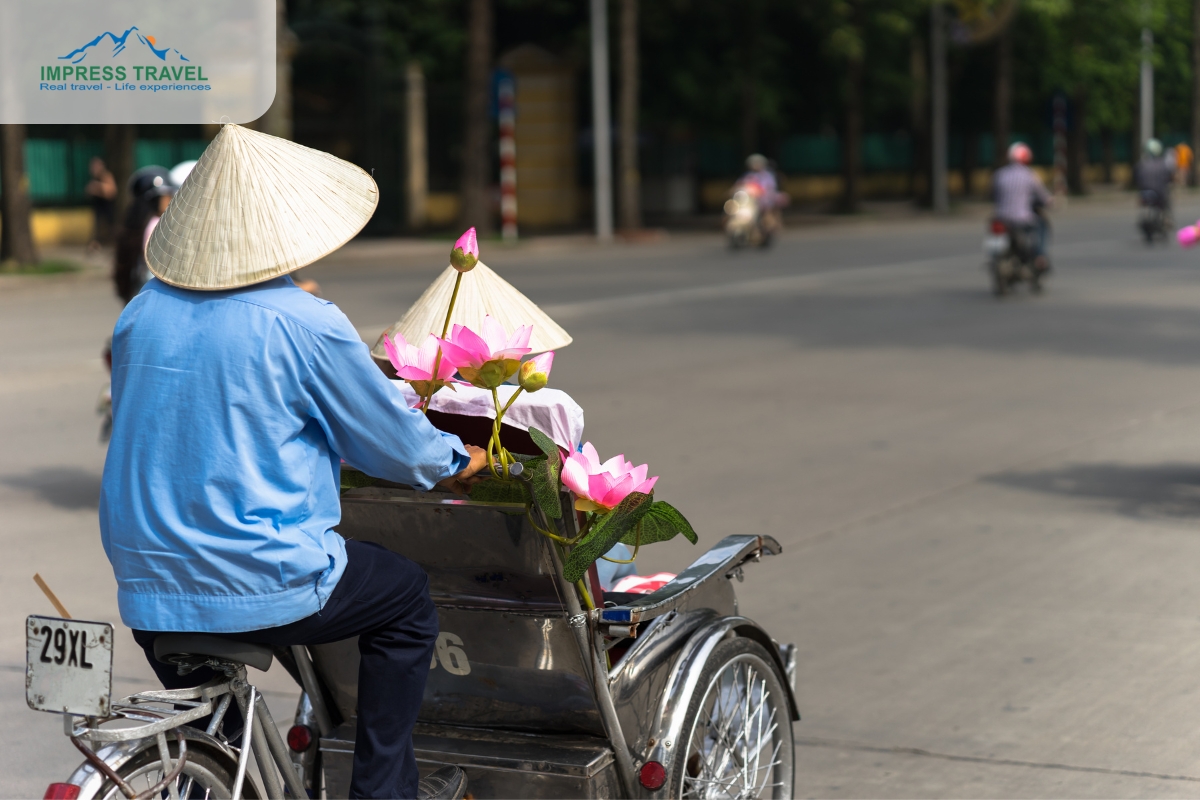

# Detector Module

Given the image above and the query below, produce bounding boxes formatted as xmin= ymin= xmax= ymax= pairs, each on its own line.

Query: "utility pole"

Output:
xmin=590 ymin=0 xmax=614 ymax=241
xmin=930 ymin=0 xmax=949 ymax=213
xmin=1140 ymin=24 xmax=1154 ymax=150
xmin=405 ymin=62 xmax=428 ymax=230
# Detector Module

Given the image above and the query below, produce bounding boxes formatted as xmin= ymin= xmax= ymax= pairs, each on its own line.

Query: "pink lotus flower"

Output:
xmin=562 ymin=442 xmax=658 ymax=513
xmin=438 ymin=315 xmax=532 ymax=389
xmin=383 ymin=332 xmax=461 ymax=404
xmin=450 ymin=227 xmax=479 ymax=272
xmin=518 ymin=351 xmax=554 ymax=392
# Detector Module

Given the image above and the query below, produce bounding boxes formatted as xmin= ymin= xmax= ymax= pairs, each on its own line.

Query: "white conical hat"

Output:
xmin=371 ymin=261 xmax=572 ymax=362
xmin=147 ymin=124 xmax=378 ymax=290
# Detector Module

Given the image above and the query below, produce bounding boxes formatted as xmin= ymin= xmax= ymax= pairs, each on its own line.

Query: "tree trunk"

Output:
xmin=841 ymin=53 xmax=864 ymax=213
xmin=1067 ymin=90 xmax=1087 ymax=194
xmin=261 ymin=0 xmax=297 ymax=140
xmin=104 ymin=124 xmax=136 ymax=223
xmin=993 ymin=24 xmax=1012 ymax=167
xmin=618 ymin=0 xmax=641 ymax=231
xmin=910 ymin=34 xmax=930 ymax=205
xmin=739 ymin=0 xmax=762 ymax=157
xmin=0 ymin=124 xmax=38 ymax=266
xmin=460 ymin=0 xmax=493 ymax=234
xmin=962 ymin=131 xmax=978 ymax=196
xmin=1192 ymin=0 xmax=1200 ymax=185
xmin=1101 ymin=129 xmax=1114 ymax=183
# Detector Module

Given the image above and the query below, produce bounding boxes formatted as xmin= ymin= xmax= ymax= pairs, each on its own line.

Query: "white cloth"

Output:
xmin=393 ymin=381 xmax=584 ymax=453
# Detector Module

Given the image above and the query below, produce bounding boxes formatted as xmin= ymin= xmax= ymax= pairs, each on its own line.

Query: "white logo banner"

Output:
xmin=0 ymin=0 xmax=276 ymax=124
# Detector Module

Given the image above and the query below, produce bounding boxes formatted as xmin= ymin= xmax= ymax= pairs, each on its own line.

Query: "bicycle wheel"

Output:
xmin=668 ymin=638 xmax=795 ymax=799
xmin=95 ymin=739 xmax=257 ymax=800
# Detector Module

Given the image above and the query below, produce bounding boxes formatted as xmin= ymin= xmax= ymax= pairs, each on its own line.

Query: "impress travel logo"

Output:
xmin=40 ymin=27 xmax=211 ymax=93
xmin=1 ymin=0 xmax=275 ymax=125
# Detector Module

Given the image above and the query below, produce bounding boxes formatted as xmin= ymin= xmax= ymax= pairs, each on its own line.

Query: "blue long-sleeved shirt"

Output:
xmin=100 ymin=276 xmax=469 ymax=632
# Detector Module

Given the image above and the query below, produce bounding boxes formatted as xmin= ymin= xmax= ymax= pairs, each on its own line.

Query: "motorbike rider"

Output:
xmin=735 ymin=153 xmax=786 ymax=235
xmin=993 ymin=142 xmax=1053 ymax=271
xmin=112 ymin=166 xmax=177 ymax=304
xmin=1135 ymin=138 xmax=1174 ymax=216
xmin=100 ymin=125 xmax=486 ymax=799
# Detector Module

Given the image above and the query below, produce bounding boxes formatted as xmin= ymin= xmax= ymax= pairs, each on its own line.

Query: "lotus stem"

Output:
xmin=421 ymin=271 xmax=465 ymax=414
xmin=576 ymin=579 xmax=596 ymax=611
xmin=599 ymin=521 xmax=642 ymax=564
xmin=501 ymin=387 xmax=524 ymax=415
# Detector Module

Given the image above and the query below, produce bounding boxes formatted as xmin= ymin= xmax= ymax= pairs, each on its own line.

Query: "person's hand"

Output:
xmin=437 ymin=445 xmax=488 ymax=494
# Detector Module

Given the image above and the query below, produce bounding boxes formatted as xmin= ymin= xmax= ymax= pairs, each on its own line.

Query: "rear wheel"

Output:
xmin=95 ymin=740 xmax=255 ymax=800
xmin=667 ymin=638 xmax=795 ymax=799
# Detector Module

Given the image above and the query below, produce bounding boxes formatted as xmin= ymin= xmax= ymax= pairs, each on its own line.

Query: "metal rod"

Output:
xmin=231 ymin=686 xmax=256 ymax=800
xmin=549 ymin=542 xmax=637 ymax=797
xmin=133 ymin=732 xmax=188 ymax=800
xmin=289 ymin=645 xmax=334 ymax=737
xmin=206 ymin=693 xmax=233 ymax=737
xmin=251 ymin=707 xmax=284 ymax=799
xmin=155 ymin=732 xmax=181 ymax=800
xmin=930 ymin=0 xmax=949 ymax=214
xmin=255 ymin=693 xmax=308 ymax=799
xmin=590 ymin=0 xmax=614 ymax=241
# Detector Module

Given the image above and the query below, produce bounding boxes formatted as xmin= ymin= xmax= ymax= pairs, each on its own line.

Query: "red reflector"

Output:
xmin=287 ymin=724 xmax=314 ymax=752
xmin=639 ymin=760 xmax=666 ymax=790
xmin=990 ymin=219 xmax=1006 ymax=234
xmin=44 ymin=785 xmax=81 ymax=800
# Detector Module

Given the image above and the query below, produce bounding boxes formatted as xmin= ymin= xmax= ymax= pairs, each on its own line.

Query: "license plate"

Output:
xmin=26 ymin=616 xmax=113 ymax=717
xmin=983 ymin=235 xmax=1008 ymax=254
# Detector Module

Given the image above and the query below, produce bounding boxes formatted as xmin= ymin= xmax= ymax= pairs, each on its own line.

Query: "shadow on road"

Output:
xmin=2 ymin=467 xmax=102 ymax=510
xmin=986 ymin=462 xmax=1200 ymax=519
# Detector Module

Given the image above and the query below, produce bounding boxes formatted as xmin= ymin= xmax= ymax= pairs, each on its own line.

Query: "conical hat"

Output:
xmin=371 ymin=261 xmax=572 ymax=362
xmin=147 ymin=124 xmax=378 ymax=290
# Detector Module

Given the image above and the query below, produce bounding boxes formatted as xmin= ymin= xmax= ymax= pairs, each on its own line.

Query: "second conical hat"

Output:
xmin=372 ymin=261 xmax=572 ymax=363
xmin=147 ymin=124 xmax=378 ymax=290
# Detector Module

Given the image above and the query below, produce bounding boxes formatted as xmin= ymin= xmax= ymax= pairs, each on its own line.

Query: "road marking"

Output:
xmin=796 ymin=735 xmax=1200 ymax=783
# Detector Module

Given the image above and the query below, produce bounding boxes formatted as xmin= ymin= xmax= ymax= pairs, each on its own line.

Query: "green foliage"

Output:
xmin=339 ymin=470 xmax=378 ymax=491
xmin=526 ymin=427 xmax=563 ymax=520
xmin=468 ymin=478 xmax=530 ymax=506
xmin=620 ymin=502 xmax=699 ymax=547
xmin=562 ymin=493 xmax=654 ymax=582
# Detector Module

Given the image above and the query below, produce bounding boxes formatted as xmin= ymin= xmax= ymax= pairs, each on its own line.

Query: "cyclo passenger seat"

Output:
xmin=153 ymin=634 xmax=274 ymax=674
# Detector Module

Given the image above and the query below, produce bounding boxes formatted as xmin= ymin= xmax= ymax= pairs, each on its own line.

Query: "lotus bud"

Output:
xmin=518 ymin=351 xmax=554 ymax=393
xmin=450 ymin=227 xmax=479 ymax=272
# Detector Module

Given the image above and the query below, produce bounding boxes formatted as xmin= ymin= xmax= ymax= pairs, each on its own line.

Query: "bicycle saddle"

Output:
xmin=153 ymin=634 xmax=274 ymax=672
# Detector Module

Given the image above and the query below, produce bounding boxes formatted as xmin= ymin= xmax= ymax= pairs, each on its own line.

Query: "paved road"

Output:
xmin=5 ymin=195 xmax=1200 ymax=796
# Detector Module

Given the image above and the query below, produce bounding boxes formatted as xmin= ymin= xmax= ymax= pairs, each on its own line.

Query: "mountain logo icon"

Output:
xmin=60 ymin=27 xmax=189 ymax=65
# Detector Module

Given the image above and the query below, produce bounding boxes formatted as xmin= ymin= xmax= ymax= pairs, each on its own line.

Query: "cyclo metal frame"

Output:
xmin=60 ymin=665 xmax=305 ymax=800
xmin=311 ymin=478 xmax=799 ymax=798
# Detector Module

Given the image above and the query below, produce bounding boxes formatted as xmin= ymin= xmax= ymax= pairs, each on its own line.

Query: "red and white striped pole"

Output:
xmin=498 ymin=76 xmax=517 ymax=241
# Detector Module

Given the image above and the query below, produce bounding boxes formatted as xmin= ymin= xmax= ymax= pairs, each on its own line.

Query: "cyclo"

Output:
xmin=30 ymin=239 xmax=796 ymax=800
xmin=34 ymin=406 xmax=797 ymax=799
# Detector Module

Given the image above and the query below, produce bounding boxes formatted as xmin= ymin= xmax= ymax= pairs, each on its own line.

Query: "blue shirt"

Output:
xmin=100 ymin=276 xmax=470 ymax=633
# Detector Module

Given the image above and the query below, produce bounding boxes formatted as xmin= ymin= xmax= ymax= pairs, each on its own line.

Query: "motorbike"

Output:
xmin=984 ymin=214 xmax=1049 ymax=297
xmin=724 ymin=182 xmax=780 ymax=249
xmin=32 ymin=412 xmax=798 ymax=798
xmin=1138 ymin=190 xmax=1171 ymax=245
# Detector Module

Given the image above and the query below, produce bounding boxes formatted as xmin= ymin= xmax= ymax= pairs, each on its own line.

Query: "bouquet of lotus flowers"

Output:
xmin=385 ymin=227 xmax=697 ymax=598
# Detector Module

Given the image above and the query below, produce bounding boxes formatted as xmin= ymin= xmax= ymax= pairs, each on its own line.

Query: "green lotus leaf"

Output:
xmin=562 ymin=492 xmax=654 ymax=582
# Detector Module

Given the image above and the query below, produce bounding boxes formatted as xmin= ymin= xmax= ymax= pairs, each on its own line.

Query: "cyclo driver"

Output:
xmin=99 ymin=124 xmax=486 ymax=799
xmin=993 ymin=142 xmax=1053 ymax=273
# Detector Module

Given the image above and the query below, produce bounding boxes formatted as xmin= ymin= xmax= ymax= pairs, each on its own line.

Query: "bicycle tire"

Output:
xmin=94 ymin=739 xmax=258 ymax=800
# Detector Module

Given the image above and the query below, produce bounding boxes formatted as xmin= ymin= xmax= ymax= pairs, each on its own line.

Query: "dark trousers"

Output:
xmin=133 ymin=540 xmax=439 ymax=799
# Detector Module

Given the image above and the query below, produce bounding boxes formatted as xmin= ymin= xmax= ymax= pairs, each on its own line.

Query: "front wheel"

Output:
xmin=667 ymin=638 xmax=795 ymax=799
xmin=95 ymin=740 xmax=255 ymax=800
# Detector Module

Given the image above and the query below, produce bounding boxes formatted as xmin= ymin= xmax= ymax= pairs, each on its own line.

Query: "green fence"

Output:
xmin=16 ymin=139 xmax=209 ymax=205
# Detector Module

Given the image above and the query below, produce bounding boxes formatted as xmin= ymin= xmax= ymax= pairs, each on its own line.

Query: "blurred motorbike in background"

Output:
xmin=724 ymin=181 xmax=784 ymax=249
xmin=1138 ymin=190 xmax=1171 ymax=245
xmin=984 ymin=216 xmax=1049 ymax=297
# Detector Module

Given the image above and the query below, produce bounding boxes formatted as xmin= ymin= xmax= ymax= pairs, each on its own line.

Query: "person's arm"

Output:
xmin=304 ymin=315 xmax=481 ymax=491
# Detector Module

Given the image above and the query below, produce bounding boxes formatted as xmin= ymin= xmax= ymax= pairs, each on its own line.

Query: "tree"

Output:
xmin=461 ymin=0 xmax=494 ymax=234
xmin=1194 ymin=0 xmax=1200 ymax=184
xmin=618 ymin=0 xmax=641 ymax=230
xmin=0 ymin=124 xmax=37 ymax=267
